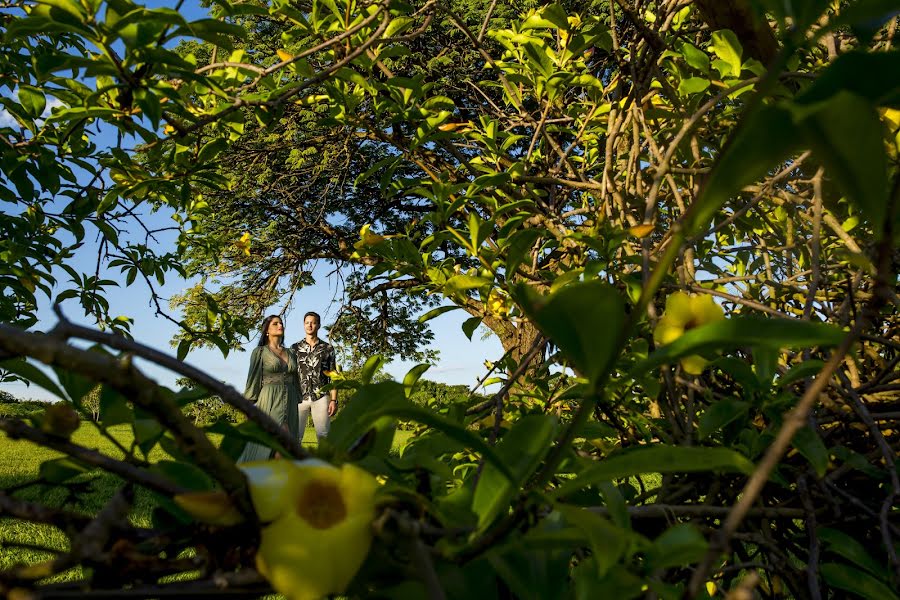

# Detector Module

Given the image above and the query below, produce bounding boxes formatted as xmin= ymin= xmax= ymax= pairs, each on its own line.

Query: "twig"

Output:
xmin=798 ymin=477 xmax=822 ymax=600
xmin=465 ymin=336 xmax=547 ymax=415
xmin=0 ymin=418 xmax=183 ymax=497
xmin=586 ymin=504 xmax=807 ymax=519
xmin=0 ymin=492 xmax=91 ymax=531
xmin=0 ymin=324 xmax=255 ymax=519
xmin=835 ymin=369 xmax=900 ymax=579
xmin=49 ymin=305 xmax=307 ymax=460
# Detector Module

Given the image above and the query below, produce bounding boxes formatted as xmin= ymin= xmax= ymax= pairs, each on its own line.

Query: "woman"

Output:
xmin=237 ymin=315 xmax=301 ymax=462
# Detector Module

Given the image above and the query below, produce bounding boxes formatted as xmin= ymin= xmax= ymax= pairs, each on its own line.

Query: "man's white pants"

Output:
xmin=299 ymin=394 xmax=330 ymax=443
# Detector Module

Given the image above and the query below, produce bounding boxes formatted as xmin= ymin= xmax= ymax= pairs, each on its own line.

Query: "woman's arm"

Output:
xmin=244 ymin=347 xmax=264 ymax=403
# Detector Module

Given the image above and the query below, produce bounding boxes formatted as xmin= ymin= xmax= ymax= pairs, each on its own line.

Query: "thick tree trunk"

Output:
xmin=481 ymin=315 xmax=544 ymax=380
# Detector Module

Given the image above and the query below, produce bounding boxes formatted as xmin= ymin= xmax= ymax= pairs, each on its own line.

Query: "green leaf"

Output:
xmin=777 ymin=359 xmax=826 ymax=388
xmin=504 ymin=228 xmax=544 ymax=276
xmin=645 ymin=523 xmax=708 ymax=570
xmin=819 ymin=528 xmax=888 ymax=578
xmin=519 ymin=280 xmax=625 ymax=387
xmin=360 ymin=355 xmax=384 ymax=384
xmin=53 ymin=367 xmax=95 ymax=406
xmin=698 ymin=398 xmax=750 ymax=440
xmin=521 ymin=3 xmax=570 ymax=30
xmin=151 ymin=460 xmax=215 ymax=492
xmin=1 ymin=359 xmax=66 ymax=401
xmin=133 ymin=412 xmax=164 ymax=455
xmin=176 ymin=338 xmax=191 ymax=361
xmin=678 ymin=77 xmax=710 ymax=96
xmin=472 ymin=415 xmax=557 ymax=529
xmin=402 ymin=363 xmax=430 ymax=397
xmin=554 ymin=445 xmax=753 ymax=499
xmin=632 ymin=316 xmax=844 ymax=377
xmin=792 ymin=425 xmax=829 ymax=477
xmin=821 ymin=562 xmax=899 ymax=600
xmin=556 ymin=505 xmax=628 ymax=576
xmin=462 ymin=316 xmax=482 ymax=341
xmin=18 ymin=86 xmax=47 ymax=118
xmin=598 ymin=481 xmax=630 ymax=530
xmin=685 ymin=105 xmax=799 ymax=236
xmin=330 ymin=382 xmax=515 ymax=482
xmin=798 ymin=92 xmax=889 ymax=231
xmin=574 ymin=561 xmax=644 ymax=600
xmin=796 ymin=49 xmax=900 ymax=106
xmin=680 ymin=42 xmax=709 ymax=73
xmin=99 ymin=385 xmax=132 ymax=426
xmin=444 ymin=275 xmax=491 ymax=296
xmin=709 ymin=30 xmax=742 ymax=77
xmin=183 ymin=18 xmax=247 ymax=47
xmin=39 ymin=457 xmax=90 ymax=483
xmin=418 ymin=305 xmax=460 ymax=323
xmin=487 ymin=537 xmax=571 ymax=600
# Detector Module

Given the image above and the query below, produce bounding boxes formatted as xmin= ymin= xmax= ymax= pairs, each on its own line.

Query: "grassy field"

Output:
xmin=0 ymin=422 xmax=413 ymax=580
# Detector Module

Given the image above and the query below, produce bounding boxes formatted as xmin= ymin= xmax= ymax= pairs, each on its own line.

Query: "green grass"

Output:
xmin=0 ymin=422 xmax=414 ymax=578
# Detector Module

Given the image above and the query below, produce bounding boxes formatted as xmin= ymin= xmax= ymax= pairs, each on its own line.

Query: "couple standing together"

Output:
xmin=238 ymin=312 xmax=338 ymax=462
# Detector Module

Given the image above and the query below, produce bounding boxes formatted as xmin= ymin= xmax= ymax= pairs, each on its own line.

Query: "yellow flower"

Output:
xmin=487 ymin=288 xmax=510 ymax=317
xmin=241 ymin=459 xmax=379 ymax=600
xmin=653 ymin=291 xmax=724 ymax=375
xmin=235 ymin=232 xmax=251 ymax=256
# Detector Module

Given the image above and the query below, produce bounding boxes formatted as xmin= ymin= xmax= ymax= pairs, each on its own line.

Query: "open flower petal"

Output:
xmin=247 ymin=460 xmax=378 ymax=600
xmin=240 ymin=460 xmax=297 ymax=522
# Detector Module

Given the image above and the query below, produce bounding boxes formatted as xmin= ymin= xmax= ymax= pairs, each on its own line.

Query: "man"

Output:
xmin=291 ymin=311 xmax=338 ymax=443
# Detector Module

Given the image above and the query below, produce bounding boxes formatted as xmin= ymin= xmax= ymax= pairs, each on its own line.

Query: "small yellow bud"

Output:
xmin=628 ymin=223 xmax=655 ymax=238
xmin=174 ymin=490 xmax=244 ymax=526
xmin=438 ymin=122 xmax=469 ymax=132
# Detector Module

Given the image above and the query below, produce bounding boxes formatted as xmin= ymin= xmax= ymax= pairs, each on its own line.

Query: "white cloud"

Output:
xmin=0 ymin=108 xmax=17 ymax=128
xmin=0 ymin=95 xmax=66 ymax=129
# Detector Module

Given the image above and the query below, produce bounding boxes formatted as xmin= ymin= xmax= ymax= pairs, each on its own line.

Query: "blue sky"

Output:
xmin=1 ymin=0 xmax=504 ymax=402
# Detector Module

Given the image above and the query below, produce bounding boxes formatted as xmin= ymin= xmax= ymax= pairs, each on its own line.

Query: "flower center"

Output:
xmin=296 ymin=479 xmax=347 ymax=529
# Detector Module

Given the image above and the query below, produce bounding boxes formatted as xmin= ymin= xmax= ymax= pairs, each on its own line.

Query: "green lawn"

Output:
xmin=0 ymin=422 xmax=413 ymax=578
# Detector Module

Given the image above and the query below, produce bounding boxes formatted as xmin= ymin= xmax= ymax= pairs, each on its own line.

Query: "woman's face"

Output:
xmin=267 ymin=318 xmax=284 ymax=339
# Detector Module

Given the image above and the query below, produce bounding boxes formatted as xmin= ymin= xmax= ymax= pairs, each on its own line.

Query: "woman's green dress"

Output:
xmin=237 ymin=346 xmax=301 ymax=462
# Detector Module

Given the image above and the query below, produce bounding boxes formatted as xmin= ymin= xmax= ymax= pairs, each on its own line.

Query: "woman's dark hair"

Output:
xmin=257 ymin=314 xmax=284 ymax=346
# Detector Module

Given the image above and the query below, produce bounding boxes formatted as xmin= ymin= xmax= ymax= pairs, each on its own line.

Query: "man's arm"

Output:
xmin=325 ymin=345 xmax=338 ymax=415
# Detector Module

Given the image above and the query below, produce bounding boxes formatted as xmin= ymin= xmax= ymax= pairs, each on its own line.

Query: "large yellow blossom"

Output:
xmin=653 ymin=291 xmax=724 ymax=375
xmin=241 ymin=459 xmax=379 ymax=600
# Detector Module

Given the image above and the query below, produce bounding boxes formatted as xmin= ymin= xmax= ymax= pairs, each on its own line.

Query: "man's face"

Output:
xmin=304 ymin=315 xmax=320 ymax=336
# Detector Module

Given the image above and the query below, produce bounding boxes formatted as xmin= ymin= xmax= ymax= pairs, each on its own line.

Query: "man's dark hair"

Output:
xmin=303 ymin=311 xmax=321 ymax=325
